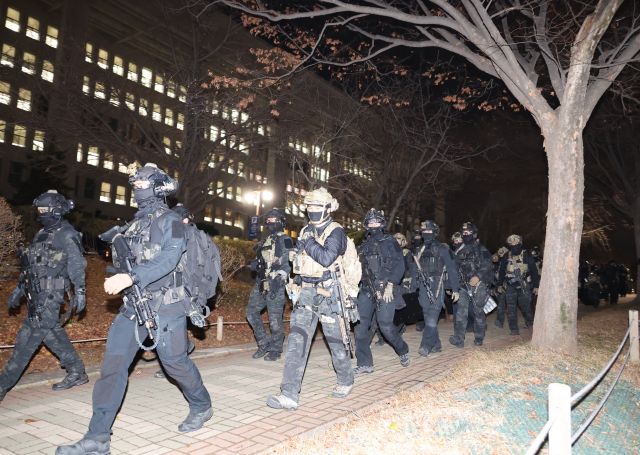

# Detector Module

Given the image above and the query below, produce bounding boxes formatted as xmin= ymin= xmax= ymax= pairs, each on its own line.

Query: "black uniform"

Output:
xmin=354 ymin=230 xmax=409 ymax=369
xmin=451 ymin=241 xmax=493 ymax=346
xmin=410 ymin=240 xmax=460 ymax=354
xmin=0 ymin=221 xmax=87 ymax=398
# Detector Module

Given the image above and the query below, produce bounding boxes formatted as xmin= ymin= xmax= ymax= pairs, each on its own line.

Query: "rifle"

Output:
xmin=99 ymin=226 xmax=157 ymax=340
xmin=329 ymin=265 xmax=359 ymax=358
xmin=412 ymin=253 xmax=440 ymax=306
xmin=16 ymin=245 xmax=41 ymax=321
xmin=361 ymin=264 xmax=384 ymax=308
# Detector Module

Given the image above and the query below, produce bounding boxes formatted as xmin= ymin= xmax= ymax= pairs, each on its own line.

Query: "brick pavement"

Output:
xmin=0 ymin=315 xmax=521 ymax=455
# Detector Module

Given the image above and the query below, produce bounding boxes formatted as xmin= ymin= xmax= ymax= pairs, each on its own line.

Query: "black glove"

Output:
xmin=296 ymin=238 xmax=307 ymax=251
xmin=72 ymin=287 xmax=86 ymax=313
xmin=250 ymin=259 xmax=258 ymax=272
xmin=8 ymin=286 xmax=23 ymax=310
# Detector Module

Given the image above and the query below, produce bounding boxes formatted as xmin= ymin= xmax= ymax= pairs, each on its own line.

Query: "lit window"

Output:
xmin=115 ymin=185 xmax=126 ymax=205
xmin=235 ymin=187 xmax=243 ymax=202
xmin=5 ymin=7 xmax=20 ymax=32
xmin=226 ymin=186 xmax=234 ymax=200
xmin=138 ymin=98 xmax=148 ymax=116
xmin=224 ymin=209 xmax=233 ymax=225
xmin=176 ymin=113 xmax=184 ymax=130
xmin=141 ymin=67 xmax=152 ymax=87
xmin=112 ymin=55 xmax=123 ymax=76
xmin=234 ymin=213 xmax=243 ymax=228
xmin=209 ymin=125 xmax=219 ymax=141
xmin=99 ymin=182 xmax=111 ymax=202
xmin=152 ymin=103 xmax=161 ymax=122
xmin=239 ymin=140 xmax=248 ymax=155
xmin=241 ymin=112 xmax=249 ymax=123
xmin=203 ymin=206 xmax=212 ymax=222
xmin=76 ymin=143 xmax=83 ymax=162
xmin=238 ymin=161 xmax=245 ymax=178
xmin=21 ymin=52 xmax=35 ymax=75
xmin=257 ymin=124 xmax=265 ymax=136
xmin=94 ymin=82 xmax=105 ymax=100
xmin=154 ymin=75 xmax=164 ymax=93
xmin=12 ymin=124 xmax=26 ymax=147
xmin=109 ymin=88 xmax=120 ymax=106
xmin=41 ymin=60 xmax=54 ymax=82
xmin=163 ymin=136 xmax=171 ymax=155
xmin=97 ymin=49 xmax=108 ymax=69
xmin=227 ymin=159 xmax=235 ymax=175
xmin=17 ymin=88 xmax=31 ymax=111
xmin=1 ymin=44 xmax=15 ymax=67
xmin=26 ymin=17 xmax=39 ymax=40
xmin=0 ymin=119 xmax=5 ymax=143
xmin=178 ymin=85 xmax=186 ymax=102
xmin=127 ymin=62 xmax=138 ymax=82
xmin=118 ymin=162 xmax=128 ymax=173
xmin=167 ymin=82 xmax=176 ymax=98
xmin=125 ymin=92 xmax=135 ymax=110
xmin=82 ymin=76 xmax=90 ymax=95
xmin=85 ymin=42 xmax=93 ymax=63
xmin=231 ymin=109 xmax=239 ymax=123
xmin=214 ymin=207 xmax=222 ymax=224
xmin=32 ymin=129 xmax=44 ymax=151
xmin=130 ymin=196 xmax=137 ymax=208
xmin=164 ymin=108 xmax=173 ymax=126
xmin=87 ymin=146 xmax=99 ymax=166
xmin=45 ymin=26 xmax=58 ymax=47
xmin=103 ymin=152 xmax=113 ymax=170
xmin=211 ymin=100 xmax=219 ymax=115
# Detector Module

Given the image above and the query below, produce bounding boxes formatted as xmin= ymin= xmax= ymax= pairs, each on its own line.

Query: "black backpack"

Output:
xmin=178 ymin=223 xmax=222 ymax=305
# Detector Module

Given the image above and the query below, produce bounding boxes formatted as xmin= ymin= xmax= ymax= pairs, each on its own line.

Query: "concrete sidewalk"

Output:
xmin=0 ymin=317 xmax=521 ymax=455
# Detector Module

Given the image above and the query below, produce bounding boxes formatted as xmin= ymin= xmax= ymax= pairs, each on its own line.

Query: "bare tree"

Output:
xmin=0 ymin=198 xmax=24 ymax=275
xmin=215 ymin=0 xmax=640 ymax=353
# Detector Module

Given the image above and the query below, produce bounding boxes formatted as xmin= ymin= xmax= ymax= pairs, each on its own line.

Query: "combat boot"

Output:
xmin=449 ymin=335 xmax=464 ymax=348
xmin=332 ymin=384 xmax=353 ymax=398
xmin=252 ymin=346 xmax=269 ymax=359
xmin=52 ymin=371 xmax=89 ymax=391
xmin=266 ymin=394 xmax=298 ymax=410
xmin=264 ymin=351 xmax=281 ymax=361
xmin=178 ymin=407 xmax=213 ymax=432
xmin=56 ymin=438 xmax=110 ymax=455
xmin=399 ymin=353 xmax=410 ymax=367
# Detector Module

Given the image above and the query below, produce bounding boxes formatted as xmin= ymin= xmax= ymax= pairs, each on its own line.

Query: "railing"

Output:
xmin=525 ymin=310 xmax=639 ymax=455
xmin=0 ymin=317 xmax=290 ymax=348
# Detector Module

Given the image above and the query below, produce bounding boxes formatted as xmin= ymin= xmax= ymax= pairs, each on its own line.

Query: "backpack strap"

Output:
xmin=318 ymin=221 xmax=340 ymax=245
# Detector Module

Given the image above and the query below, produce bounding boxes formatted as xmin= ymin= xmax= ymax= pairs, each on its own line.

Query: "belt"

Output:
xmin=38 ymin=277 xmax=67 ymax=291
xmin=301 ymin=279 xmax=333 ymax=288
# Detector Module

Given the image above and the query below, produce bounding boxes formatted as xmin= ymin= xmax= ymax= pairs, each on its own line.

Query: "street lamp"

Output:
xmin=244 ymin=188 xmax=274 ymax=216
xmin=244 ymin=188 xmax=273 ymax=240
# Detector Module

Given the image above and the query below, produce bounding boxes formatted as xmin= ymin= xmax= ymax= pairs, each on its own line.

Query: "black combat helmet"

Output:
xmin=264 ymin=207 xmax=286 ymax=232
xmin=363 ymin=208 xmax=386 ymax=230
xmin=33 ymin=190 xmax=74 ymax=227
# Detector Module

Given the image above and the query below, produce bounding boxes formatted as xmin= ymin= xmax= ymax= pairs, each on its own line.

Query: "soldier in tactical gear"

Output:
xmin=57 ymin=164 xmax=211 ymax=455
xmin=1 ymin=190 xmax=88 ymax=402
xmin=449 ymin=222 xmax=493 ymax=347
xmin=267 ymin=188 xmax=354 ymax=410
xmin=493 ymin=246 xmax=509 ymax=328
xmin=410 ymin=220 xmax=460 ymax=356
xmin=353 ymin=209 xmax=410 ymax=374
xmin=498 ymin=235 xmax=538 ymax=335
xmin=247 ymin=207 xmax=293 ymax=361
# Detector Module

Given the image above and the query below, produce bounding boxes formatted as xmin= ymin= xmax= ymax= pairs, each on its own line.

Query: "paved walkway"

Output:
xmin=0 ymin=316 xmax=521 ymax=455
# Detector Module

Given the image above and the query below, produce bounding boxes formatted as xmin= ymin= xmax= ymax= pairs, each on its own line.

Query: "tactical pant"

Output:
xmin=246 ymin=283 xmax=286 ymax=354
xmin=0 ymin=293 xmax=84 ymax=391
xmin=86 ymin=304 xmax=211 ymax=440
xmin=416 ymin=284 xmax=445 ymax=352
xmin=280 ymin=287 xmax=353 ymax=402
xmin=495 ymin=291 xmax=507 ymax=325
xmin=505 ymin=286 xmax=534 ymax=333
xmin=354 ymin=290 xmax=408 ymax=367
xmin=454 ymin=285 xmax=488 ymax=342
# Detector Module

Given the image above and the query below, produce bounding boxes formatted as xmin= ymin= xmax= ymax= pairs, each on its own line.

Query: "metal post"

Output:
xmin=630 ymin=310 xmax=639 ymax=364
xmin=548 ymin=383 xmax=572 ymax=455
xmin=216 ymin=316 xmax=223 ymax=341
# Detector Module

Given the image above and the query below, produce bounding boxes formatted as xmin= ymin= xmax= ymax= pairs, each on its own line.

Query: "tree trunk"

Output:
xmin=634 ymin=196 xmax=640 ymax=297
xmin=531 ymin=118 xmax=585 ymax=354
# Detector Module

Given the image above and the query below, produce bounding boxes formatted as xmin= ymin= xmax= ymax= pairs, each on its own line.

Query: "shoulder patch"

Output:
xmin=172 ymin=220 xmax=185 ymax=238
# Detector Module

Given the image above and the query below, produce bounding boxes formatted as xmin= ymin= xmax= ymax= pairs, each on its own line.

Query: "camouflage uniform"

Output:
xmin=246 ymin=229 xmax=292 ymax=359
